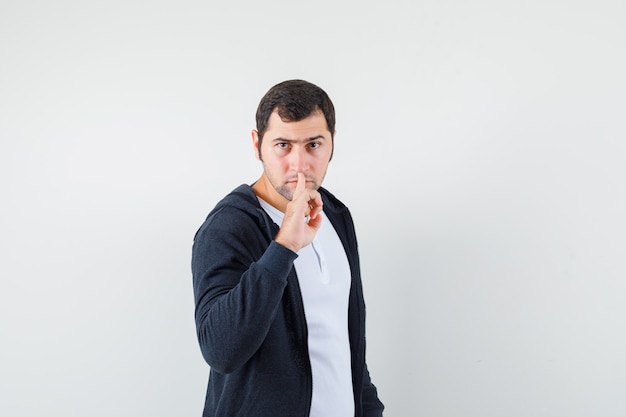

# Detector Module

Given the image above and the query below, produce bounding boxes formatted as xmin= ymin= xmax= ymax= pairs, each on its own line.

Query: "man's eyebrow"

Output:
xmin=271 ymin=135 xmax=327 ymax=143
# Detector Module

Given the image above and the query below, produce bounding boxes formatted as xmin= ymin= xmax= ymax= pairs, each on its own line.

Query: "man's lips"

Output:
xmin=286 ymin=178 xmax=312 ymax=184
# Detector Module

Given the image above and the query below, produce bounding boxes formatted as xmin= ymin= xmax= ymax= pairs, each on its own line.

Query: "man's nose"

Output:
xmin=290 ymin=146 xmax=306 ymax=172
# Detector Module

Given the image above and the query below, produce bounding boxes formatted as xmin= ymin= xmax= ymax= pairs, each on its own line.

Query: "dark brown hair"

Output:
xmin=255 ymin=80 xmax=335 ymax=147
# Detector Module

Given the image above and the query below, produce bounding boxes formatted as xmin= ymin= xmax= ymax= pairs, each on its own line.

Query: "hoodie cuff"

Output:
xmin=256 ymin=241 xmax=298 ymax=281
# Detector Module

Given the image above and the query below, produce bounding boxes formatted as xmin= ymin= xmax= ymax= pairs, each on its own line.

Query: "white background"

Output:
xmin=1 ymin=1 xmax=625 ymax=416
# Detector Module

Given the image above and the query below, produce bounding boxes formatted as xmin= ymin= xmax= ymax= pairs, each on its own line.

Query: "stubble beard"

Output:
xmin=272 ymin=178 xmax=320 ymax=202
xmin=264 ymin=168 xmax=325 ymax=202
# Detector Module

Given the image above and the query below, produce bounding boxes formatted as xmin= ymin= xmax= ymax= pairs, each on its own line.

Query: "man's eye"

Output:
xmin=309 ymin=142 xmax=320 ymax=149
xmin=277 ymin=143 xmax=289 ymax=149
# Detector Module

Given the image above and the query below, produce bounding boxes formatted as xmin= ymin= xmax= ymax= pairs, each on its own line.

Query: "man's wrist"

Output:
xmin=274 ymin=234 xmax=299 ymax=254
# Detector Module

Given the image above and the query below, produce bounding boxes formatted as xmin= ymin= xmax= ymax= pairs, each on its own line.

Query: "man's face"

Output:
xmin=252 ymin=110 xmax=334 ymax=210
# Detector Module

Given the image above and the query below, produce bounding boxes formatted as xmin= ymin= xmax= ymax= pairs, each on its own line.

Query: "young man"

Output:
xmin=192 ymin=80 xmax=384 ymax=417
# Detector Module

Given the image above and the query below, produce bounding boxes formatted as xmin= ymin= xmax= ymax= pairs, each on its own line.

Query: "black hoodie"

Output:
xmin=192 ymin=184 xmax=384 ymax=416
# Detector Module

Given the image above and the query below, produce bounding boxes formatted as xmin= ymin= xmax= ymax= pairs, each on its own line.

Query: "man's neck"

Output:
xmin=251 ymin=174 xmax=288 ymax=213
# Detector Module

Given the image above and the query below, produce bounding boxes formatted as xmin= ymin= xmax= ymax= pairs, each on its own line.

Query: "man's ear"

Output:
xmin=251 ymin=130 xmax=261 ymax=160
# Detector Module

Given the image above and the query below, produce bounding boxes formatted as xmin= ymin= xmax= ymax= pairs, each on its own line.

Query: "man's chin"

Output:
xmin=276 ymin=186 xmax=295 ymax=202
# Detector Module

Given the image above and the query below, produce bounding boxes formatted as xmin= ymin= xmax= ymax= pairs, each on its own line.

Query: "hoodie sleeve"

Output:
xmin=191 ymin=206 xmax=297 ymax=374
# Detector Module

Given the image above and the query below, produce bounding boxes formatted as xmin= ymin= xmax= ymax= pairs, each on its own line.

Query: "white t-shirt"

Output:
xmin=258 ymin=198 xmax=355 ymax=417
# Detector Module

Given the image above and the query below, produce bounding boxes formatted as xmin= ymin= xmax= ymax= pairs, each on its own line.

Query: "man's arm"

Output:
xmin=192 ymin=174 xmax=323 ymax=374
xmin=192 ymin=210 xmax=297 ymax=374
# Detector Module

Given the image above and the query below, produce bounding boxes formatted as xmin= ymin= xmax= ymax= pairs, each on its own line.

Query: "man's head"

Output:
xmin=251 ymin=80 xmax=336 ymax=211
xmin=254 ymin=79 xmax=335 ymax=158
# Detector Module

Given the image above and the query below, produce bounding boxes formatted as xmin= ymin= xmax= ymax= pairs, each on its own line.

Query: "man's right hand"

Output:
xmin=274 ymin=172 xmax=323 ymax=253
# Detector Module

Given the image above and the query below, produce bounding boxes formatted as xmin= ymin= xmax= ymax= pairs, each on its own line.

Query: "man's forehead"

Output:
xmin=264 ymin=110 xmax=331 ymax=138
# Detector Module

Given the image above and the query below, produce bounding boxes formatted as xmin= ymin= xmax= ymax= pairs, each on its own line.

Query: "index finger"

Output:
xmin=294 ymin=172 xmax=305 ymax=198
